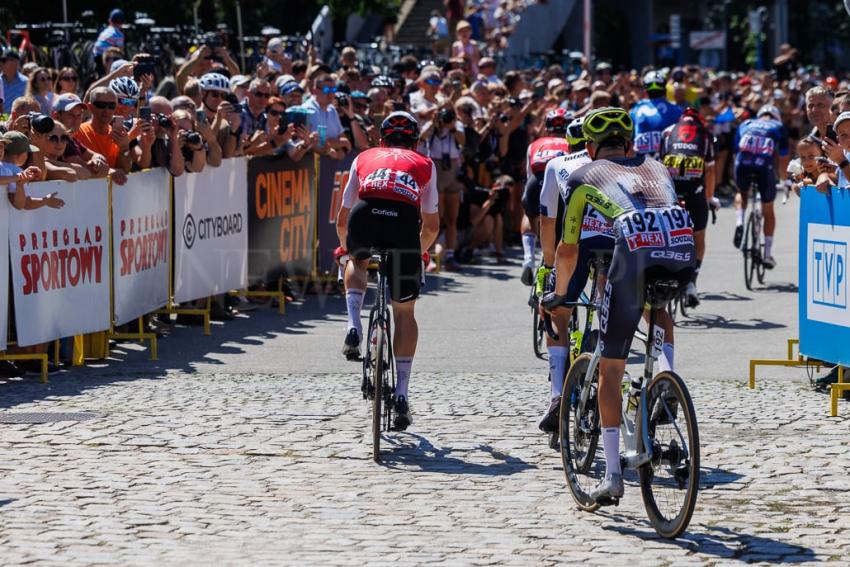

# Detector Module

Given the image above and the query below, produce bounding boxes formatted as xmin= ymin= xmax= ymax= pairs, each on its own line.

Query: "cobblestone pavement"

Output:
xmin=1 ymin=203 xmax=848 ymax=566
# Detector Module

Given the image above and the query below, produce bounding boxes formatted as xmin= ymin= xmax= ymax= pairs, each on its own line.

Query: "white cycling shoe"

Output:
xmin=763 ymin=256 xmax=777 ymax=270
xmin=590 ymin=473 xmax=624 ymax=502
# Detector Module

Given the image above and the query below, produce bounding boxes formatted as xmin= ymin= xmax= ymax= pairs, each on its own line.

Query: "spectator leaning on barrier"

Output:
xmin=197 ymin=72 xmax=241 ymax=159
xmin=171 ymin=109 xmax=207 ymax=172
xmin=140 ymin=96 xmax=184 ymax=177
xmin=29 ymin=120 xmax=89 ymax=181
xmin=1 ymin=48 xmax=27 ymax=112
xmin=2 ymin=96 xmax=40 ymax=135
xmin=52 ymin=93 xmax=110 ymax=178
xmin=74 ymin=86 xmax=131 ymax=183
xmin=334 ymin=90 xmax=369 ymax=151
xmin=303 ymin=75 xmax=349 ymax=158
xmin=818 ymin=111 xmax=850 ymax=192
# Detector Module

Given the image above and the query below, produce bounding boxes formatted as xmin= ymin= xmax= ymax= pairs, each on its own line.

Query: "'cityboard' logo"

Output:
xmin=812 ymin=239 xmax=846 ymax=308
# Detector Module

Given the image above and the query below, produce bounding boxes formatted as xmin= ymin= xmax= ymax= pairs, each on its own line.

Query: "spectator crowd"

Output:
xmin=0 ymin=4 xmax=848 ymax=383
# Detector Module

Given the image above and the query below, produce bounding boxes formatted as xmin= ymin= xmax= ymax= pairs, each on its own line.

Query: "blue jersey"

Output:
xmin=630 ymin=98 xmax=683 ymax=156
xmin=734 ymin=118 xmax=789 ymax=170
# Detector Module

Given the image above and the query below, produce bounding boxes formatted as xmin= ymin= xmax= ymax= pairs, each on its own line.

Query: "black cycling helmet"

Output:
xmin=381 ymin=111 xmax=420 ymax=147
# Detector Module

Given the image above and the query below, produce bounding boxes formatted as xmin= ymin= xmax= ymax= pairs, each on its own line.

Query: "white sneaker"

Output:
xmin=763 ymin=256 xmax=777 ymax=270
xmin=685 ymin=282 xmax=700 ymax=308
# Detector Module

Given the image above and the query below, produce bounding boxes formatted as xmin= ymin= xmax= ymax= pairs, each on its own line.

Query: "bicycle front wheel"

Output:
xmin=636 ymin=371 xmax=700 ymax=539
xmin=754 ymin=215 xmax=766 ymax=284
xmin=532 ymin=299 xmax=545 ymax=359
xmin=559 ymin=353 xmax=603 ymax=512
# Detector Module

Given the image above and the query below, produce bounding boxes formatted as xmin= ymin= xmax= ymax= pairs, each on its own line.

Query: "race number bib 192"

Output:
xmin=619 ymin=206 xmax=693 ymax=251
xmin=362 ymin=168 xmax=421 ymax=203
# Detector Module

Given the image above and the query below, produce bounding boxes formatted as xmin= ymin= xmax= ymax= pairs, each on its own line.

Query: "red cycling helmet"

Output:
xmin=544 ymin=108 xmax=572 ymax=135
xmin=680 ymin=106 xmax=706 ymax=127
xmin=380 ymin=111 xmax=420 ymax=147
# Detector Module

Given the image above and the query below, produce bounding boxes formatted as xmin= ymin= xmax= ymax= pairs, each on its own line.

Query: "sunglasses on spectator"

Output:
xmin=48 ymin=134 xmax=71 ymax=144
xmin=321 ymin=86 xmax=338 ymax=94
xmin=92 ymin=100 xmax=117 ymax=110
xmin=60 ymin=75 xmax=78 ymax=82
xmin=252 ymin=91 xmax=271 ymax=99
xmin=267 ymin=109 xmax=284 ymax=117
xmin=119 ymin=97 xmax=137 ymax=107
xmin=37 ymin=75 xmax=51 ymax=83
xmin=424 ymin=78 xmax=441 ymax=86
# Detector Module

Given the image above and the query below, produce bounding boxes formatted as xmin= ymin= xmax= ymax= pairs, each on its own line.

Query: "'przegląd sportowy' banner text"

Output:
xmin=174 ymin=158 xmax=248 ymax=303
xmin=0 ymin=184 xmax=9 ymax=351
xmin=9 ymin=178 xmax=110 ymax=346
xmin=112 ymin=169 xmax=170 ymax=325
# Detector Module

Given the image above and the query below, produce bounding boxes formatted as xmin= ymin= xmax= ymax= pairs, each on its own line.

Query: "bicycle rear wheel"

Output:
xmin=531 ymin=293 xmax=545 ymax=359
xmin=636 ymin=371 xmax=700 ymax=539
xmin=754 ymin=214 xmax=766 ymax=284
xmin=372 ymin=322 xmax=385 ymax=463
xmin=559 ymin=353 xmax=603 ymax=511
xmin=742 ymin=212 xmax=755 ymax=290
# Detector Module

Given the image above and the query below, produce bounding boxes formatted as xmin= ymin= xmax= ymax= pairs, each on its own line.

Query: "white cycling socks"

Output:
xmin=548 ymin=346 xmax=569 ymax=399
xmin=658 ymin=343 xmax=674 ymax=372
xmin=395 ymin=357 xmax=413 ymax=399
xmin=522 ymin=233 xmax=536 ymax=265
xmin=765 ymin=235 xmax=774 ymax=259
xmin=735 ymin=208 xmax=744 ymax=226
xmin=602 ymin=427 xmax=621 ymax=477
xmin=346 ymin=289 xmax=365 ymax=336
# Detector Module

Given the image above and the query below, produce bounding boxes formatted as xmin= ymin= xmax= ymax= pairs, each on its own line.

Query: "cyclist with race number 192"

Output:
xmin=732 ymin=104 xmax=790 ymax=269
xmin=659 ymin=107 xmax=719 ymax=307
xmin=335 ymin=111 xmax=440 ymax=431
xmin=543 ymin=107 xmax=695 ymax=501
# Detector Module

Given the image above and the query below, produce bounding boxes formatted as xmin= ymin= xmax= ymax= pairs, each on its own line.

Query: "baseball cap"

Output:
xmin=109 ymin=9 xmax=125 ymax=23
xmin=350 ymin=90 xmax=369 ymax=100
xmin=53 ymin=93 xmax=84 ymax=112
xmin=280 ymin=81 xmax=305 ymax=96
xmin=267 ymin=37 xmax=284 ymax=54
xmin=0 ymin=47 xmax=20 ymax=61
xmin=835 ymin=111 xmax=850 ymax=130
xmin=110 ymin=58 xmax=129 ymax=74
xmin=1 ymin=131 xmax=40 ymax=155
xmin=229 ymin=74 xmax=251 ymax=90
xmin=547 ymin=78 xmax=564 ymax=91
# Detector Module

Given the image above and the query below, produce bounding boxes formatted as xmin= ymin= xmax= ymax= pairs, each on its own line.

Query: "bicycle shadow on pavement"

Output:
xmin=699 ymin=466 xmax=746 ymax=489
xmin=603 ymin=521 xmax=817 ymax=562
xmin=379 ymin=434 xmax=537 ymax=476
xmin=700 ymin=291 xmax=752 ymax=302
xmin=674 ymin=314 xmax=786 ymax=331
xmin=755 ymin=282 xmax=799 ymax=294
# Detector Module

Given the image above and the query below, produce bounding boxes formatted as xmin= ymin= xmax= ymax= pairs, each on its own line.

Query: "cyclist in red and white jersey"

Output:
xmin=335 ymin=111 xmax=440 ymax=430
xmin=519 ymin=108 xmax=572 ymax=284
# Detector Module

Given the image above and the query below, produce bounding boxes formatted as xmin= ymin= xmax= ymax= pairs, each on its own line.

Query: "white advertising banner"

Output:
xmin=9 ymin=178 xmax=110 ymax=346
xmin=112 ymin=169 xmax=170 ymax=325
xmin=174 ymin=158 xmax=248 ymax=303
xmin=0 ymin=185 xmax=9 ymax=351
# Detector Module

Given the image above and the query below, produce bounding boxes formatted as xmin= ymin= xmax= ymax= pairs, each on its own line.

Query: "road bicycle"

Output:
xmin=555 ymin=275 xmax=700 ymax=539
xmin=741 ymin=176 xmax=767 ymax=290
xmin=360 ymin=249 xmax=396 ymax=463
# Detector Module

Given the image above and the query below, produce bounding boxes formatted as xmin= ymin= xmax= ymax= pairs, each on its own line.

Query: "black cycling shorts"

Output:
xmin=565 ymin=235 xmax=614 ymax=302
xmin=346 ymin=198 xmax=422 ymax=303
xmin=674 ymin=182 xmax=709 ymax=232
xmin=599 ymin=235 xmax=695 ymax=360
xmin=521 ymin=173 xmax=544 ymax=219
xmin=734 ymin=164 xmax=776 ymax=203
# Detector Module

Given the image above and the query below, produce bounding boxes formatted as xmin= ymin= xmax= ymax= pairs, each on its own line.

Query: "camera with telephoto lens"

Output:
xmin=438 ymin=107 xmax=456 ymax=125
xmin=185 ymin=131 xmax=203 ymax=146
xmin=28 ymin=112 xmax=55 ymax=134
xmin=155 ymin=113 xmax=172 ymax=129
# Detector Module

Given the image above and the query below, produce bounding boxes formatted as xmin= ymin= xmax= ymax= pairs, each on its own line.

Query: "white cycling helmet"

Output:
xmin=757 ymin=104 xmax=781 ymax=121
xmin=109 ymin=76 xmax=140 ymax=99
xmin=199 ymin=72 xmax=230 ymax=93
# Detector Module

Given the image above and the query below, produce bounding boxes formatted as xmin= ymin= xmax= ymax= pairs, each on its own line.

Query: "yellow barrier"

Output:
xmin=831 ymin=367 xmax=848 ymax=417
xmin=748 ymin=338 xmax=822 ymax=389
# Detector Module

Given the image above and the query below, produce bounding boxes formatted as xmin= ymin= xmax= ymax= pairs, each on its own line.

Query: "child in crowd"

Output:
xmin=0 ymin=131 xmax=64 ymax=210
xmin=788 ymin=136 xmax=833 ymax=195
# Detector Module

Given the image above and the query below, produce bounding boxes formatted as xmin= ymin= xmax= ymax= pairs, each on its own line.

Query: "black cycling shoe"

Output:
xmin=393 ymin=396 xmax=412 ymax=431
xmin=538 ymin=396 xmax=560 ymax=433
xmin=342 ymin=328 xmax=361 ymax=360
xmin=521 ymin=262 xmax=534 ymax=286
xmin=733 ymin=224 xmax=744 ymax=248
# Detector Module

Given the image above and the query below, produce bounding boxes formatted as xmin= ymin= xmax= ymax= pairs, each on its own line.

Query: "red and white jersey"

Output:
xmin=342 ymin=147 xmax=439 ymax=214
xmin=526 ymin=136 xmax=571 ymax=177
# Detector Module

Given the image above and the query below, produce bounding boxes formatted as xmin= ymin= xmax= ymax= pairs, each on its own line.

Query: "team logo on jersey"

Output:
xmin=678 ymin=123 xmax=698 ymax=143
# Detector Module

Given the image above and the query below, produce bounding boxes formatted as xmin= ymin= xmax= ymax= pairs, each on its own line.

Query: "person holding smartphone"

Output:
xmin=73 ymin=87 xmax=130 ymax=184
